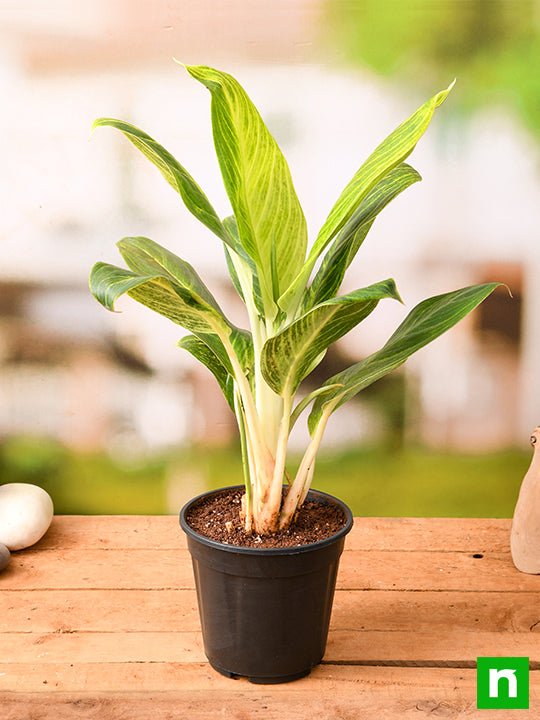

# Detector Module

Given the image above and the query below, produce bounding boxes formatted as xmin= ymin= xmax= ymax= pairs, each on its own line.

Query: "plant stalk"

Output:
xmin=254 ymin=393 xmax=292 ymax=533
xmin=234 ymin=388 xmax=253 ymax=532
xmin=279 ymin=406 xmax=333 ymax=528
xmin=222 ymin=333 xmax=273 ymax=472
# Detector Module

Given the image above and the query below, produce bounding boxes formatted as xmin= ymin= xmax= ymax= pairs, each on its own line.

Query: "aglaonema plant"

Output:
xmin=90 ymin=65 xmax=498 ymax=535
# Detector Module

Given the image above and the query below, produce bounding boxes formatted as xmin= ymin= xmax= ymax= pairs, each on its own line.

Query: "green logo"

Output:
xmin=477 ymin=657 xmax=529 ymax=709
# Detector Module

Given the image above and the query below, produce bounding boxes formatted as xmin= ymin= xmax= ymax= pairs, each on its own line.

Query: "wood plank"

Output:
xmin=1 ymin=628 xmax=539 ymax=665
xmin=330 ymin=590 xmax=540 ymax=635
xmin=0 ymin=662 xmax=497 ymax=693
xmin=35 ymin=515 xmax=512 ymax=552
xmin=0 ymin=548 xmax=194 ymax=590
xmin=2 ymin=516 xmax=538 ymax=719
xmin=1 ymin=666 xmax=539 ymax=719
xmin=2 ymin=546 xmax=539 ymax=592
xmin=0 ymin=631 xmax=204 ymax=664
xmin=0 ymin=693 xmax=513 ymax=720
xmin=36 ymin=515 xmax=182 ymax=551
xmin=3 ymin=589 xmax=540 ymax=635
xmin=346 ymin=517 xmax=512 ymax=553
xmin=326 ymin=630 xmax=540 ymax=663
xmin=0 ymin=589 xmax=199 ymax=634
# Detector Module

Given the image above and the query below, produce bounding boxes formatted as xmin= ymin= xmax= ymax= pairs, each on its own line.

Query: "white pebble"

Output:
xmin=0 ymin=484 xmax=54 ymax=550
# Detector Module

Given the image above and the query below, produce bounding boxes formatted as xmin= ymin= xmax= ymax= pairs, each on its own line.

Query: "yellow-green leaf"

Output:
xmin=261 ymin=279 xmax=401 ymax=396
xmin=308 ymin=282 xmax=500 ymax=433
xmin=178 ymin=335 xmax=235 ymax=410
xmin=186 ymin=65 xmax=307 ymax=310
xmin=92 ymin=118 xmax=231 ymax=247
xmin=279 ymin=81 xmax=454 ymax=313
xmin=305 ymin=163 xmax=421 ymax=310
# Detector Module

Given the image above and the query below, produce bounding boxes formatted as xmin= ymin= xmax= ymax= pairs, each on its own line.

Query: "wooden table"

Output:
xmin=1 ymin=516 xmax=539 ymax=718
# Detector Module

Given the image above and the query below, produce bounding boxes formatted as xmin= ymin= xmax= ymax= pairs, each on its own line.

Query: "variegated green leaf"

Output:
xmin=197 ymin=329 xmax=254 ymax=377
xmin=186 ymin=65 xmax=307 ymax=309
xmin=89 ymin=260 xmax=229 ymax=335
xmin=230 ymin=328 xmax=255 ymax=376
xmin=308 ymin=282 xmax=500 ymax=433
xmin=304 ymin=163 xmax=421 ymax=310
xmin=222 ymin=216 xmax=246 ymax=302
xmin=92 ymin=118 xmax=231 ymax=246
xmin=279 ymin=81 xmax=454 ymax=312
xmin=116 ymin=236 xmax=224 ymax=317
xmin=178 ymin=334 xmax=235 ymax=410
xmin=222 ymin=215 xmax=265 ymax=316
xmin=301 ymin=349 xmax=328 ymax=381
xmin=90 ymin=262 xmax=156 ymax=312
xmin=261 ymin=279 xmax=402 ymax=396
xmin=289 ymin=383 xmax=344 ymax=430
xmin=224 ymin=245 xmax=245 ymax=302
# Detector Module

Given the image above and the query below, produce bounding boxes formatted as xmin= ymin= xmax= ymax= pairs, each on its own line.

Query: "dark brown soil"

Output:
xmin=184 ymin=488 xmax=347 ymax=548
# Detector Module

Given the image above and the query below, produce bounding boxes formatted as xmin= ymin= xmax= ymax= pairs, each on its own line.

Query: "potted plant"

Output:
xmin=90 ymin=65 xmax=498 ymax=683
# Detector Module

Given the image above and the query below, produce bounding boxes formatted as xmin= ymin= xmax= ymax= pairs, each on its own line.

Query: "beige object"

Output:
xmin=510 ymin=427 xmax=540 ymax=574
xmin=0 ymin=483 xmax=54 ymax=551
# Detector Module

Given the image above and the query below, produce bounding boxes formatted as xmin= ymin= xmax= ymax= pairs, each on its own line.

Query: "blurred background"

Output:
xmin=0 ymin=0 xmax=538 ymax=516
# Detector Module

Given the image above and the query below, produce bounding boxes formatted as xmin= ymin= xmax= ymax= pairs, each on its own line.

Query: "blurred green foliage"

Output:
xmin=0 ymin=436 xmax=529 ymax=518
xmin=0 ymin=437 xmax=166 ymax=514
xmin=328 ymin=0 xmax=540 ymax=136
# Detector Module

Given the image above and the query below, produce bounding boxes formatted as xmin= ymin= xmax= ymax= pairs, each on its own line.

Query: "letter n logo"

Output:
xmin=477 ymin=657 xmax=529 ymax=709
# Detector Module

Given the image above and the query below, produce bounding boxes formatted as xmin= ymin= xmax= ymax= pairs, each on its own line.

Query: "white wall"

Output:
xmin=1 ymin=57 xmax=538 ymax=449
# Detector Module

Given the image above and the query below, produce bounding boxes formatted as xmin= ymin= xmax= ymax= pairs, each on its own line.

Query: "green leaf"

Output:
xmin=224 ymin=245 xmax=245 ymax=302
xmin=305 ymin=163 xmax=422 ymax=310
xmin=222 ymin=216 xmax=245 ymax=301
xmin=89 ymin=262 xmax=156 ymax=312
xmin=178 ymin=334 xmax=235 ymax=410
xmin=196 ymin=328 xmax=254 ymax=377
xmin=289 ymin=383 xmax=344 ymax=430
xmin=116 ymin=236 xmax=227 ymax=319
xmin=91 ymin=235 xmax=254 ymax=375
xmin=92 ymin=118 xmax=231 ymax=246
xmin=185 ymin=64 xmax=308 ymax=308
xmin=261 ymin=279 xmax=402 ymax=396
xmin=90 ymin=269 xmax=251 ymax=419
xmin=279 ymin=81 xmax=454 ymax=312
xmin=308 ymin=282 xmax=500 ymax=433
xmin=230 ymin=328 xmax=255 ymax=377
xmin=190 ymin=332 xmax=228 ymax=374
xmin=89 ymin=251 xmax=230 ymax=336
xmin=222 ymin=215 xmax=265 ymax=317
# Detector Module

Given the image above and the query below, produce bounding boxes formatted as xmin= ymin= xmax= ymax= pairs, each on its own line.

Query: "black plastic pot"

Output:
xmin=179 ymin=486 xmax=353 ymax=684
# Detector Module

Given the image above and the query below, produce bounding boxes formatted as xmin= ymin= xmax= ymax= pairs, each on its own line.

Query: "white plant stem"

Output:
xmin=299 ymin=463 xmax=316 ymax=506
xmin=221 ymin=334 xmax=274 ymax=483
xmin=223 ymin=266 xmax=334 ymax=532
xmin=279 ymin=405 xmax=333 ymax=528
xmin=227 ymin=249 xmax=286 ymax=531
xmin=228 ymin=252 xmax=280 ymax=455
xmin=224 ymin=251 xmax=332 ymax=533
xmin=225 ymin=249 xmax=335 ymax=533
xmin=234 ymin=388 xmax=253 ymax=532
xmin=254 ymin=392 xmax=292 ymax=533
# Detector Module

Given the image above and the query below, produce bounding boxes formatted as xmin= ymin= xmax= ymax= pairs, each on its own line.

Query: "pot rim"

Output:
xmin=179 ymin=484 xmax=353 ymax=556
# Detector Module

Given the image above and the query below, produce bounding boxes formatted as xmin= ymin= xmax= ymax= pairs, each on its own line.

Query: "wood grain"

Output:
xmin=1 ymin=666 xmax=539 ymax=719
xmin=2 ymin=546 xmax=538 ymax=592
xmin=4 ymin=589 xmax=540 ymax=634
xmin=1 ymin=628 xmax=539 ymax=665
xmin=34 ymin=515 xmax=513 ymax=552
xmin=1 ymin=516 xmax=539 ymax=719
